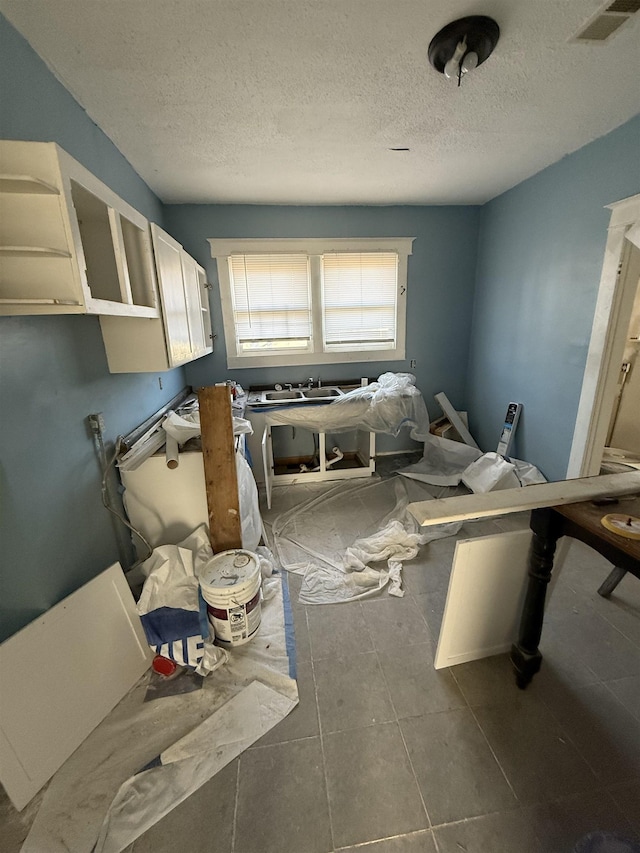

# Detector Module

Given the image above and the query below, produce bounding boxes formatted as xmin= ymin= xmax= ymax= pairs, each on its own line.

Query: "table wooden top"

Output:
xmin=555 ymin=494 xmax=640 ymax=561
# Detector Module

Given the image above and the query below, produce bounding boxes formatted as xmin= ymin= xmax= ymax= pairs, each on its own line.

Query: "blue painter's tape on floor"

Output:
xmin=281 ymin=571 xmax=297 ymax=680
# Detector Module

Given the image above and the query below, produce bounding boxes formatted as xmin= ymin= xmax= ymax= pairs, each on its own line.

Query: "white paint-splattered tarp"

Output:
xmin=20 ymin=559 xmax=297 ymax=853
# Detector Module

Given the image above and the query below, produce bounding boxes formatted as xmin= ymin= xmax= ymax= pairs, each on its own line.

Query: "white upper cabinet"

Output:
xmin=152 ymin=225 xmax=193 ymax=367
xmin=0 ymin=141 xmax=158 ymax=317
xmin=99 ymin=224 xmax=213 ymax=373
xmin=181 ymin=250 xmax=213 ymax=360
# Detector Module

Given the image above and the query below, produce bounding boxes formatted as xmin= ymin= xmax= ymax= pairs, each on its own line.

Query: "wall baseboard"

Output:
xmin=375 ymin=449 xmax=422 ymax=458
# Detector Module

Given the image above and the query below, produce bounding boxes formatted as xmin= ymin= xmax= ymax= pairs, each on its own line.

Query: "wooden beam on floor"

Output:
xmin=408 ymin=470 xmax=640 ymax=526
xmin=198 ymin=385 xmax=242 ymax=552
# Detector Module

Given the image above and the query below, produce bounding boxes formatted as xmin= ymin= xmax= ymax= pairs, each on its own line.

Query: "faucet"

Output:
xmin=284 ymin=383 xmax=293 ymax=392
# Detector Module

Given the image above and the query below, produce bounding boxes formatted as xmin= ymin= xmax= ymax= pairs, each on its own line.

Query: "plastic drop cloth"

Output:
xmin=20 ymin=533 xmax=297 ymax=853
xmin=271 ymin=475 xmax=461 ymax=604
xmin=400 ymin=434 xmax=547 ymax=492
xmin=162 ymin=409 xmax=253 ymax=443
xmin=264 ymin=372 xmax=431 ymax=438
xmin=236 ymin=451 xmax=263 ymax=551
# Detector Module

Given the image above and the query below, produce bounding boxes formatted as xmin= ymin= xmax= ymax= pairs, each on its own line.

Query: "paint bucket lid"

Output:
xmin=152 ymin=655 xmax=178 ymax=676
xmin=198 ymin=549 xmax=260 ymax=592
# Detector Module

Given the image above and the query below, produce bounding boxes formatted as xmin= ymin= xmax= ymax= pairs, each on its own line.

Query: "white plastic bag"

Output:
xmin=461 ymin=452 xmax=520 ymax=493
xmin=137 ymin=525 xmax=228 ymax=675
xmin=512 ymin=458 xmax=547 ymax=486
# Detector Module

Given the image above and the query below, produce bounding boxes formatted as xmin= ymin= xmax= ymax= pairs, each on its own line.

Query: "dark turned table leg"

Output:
xmin=511 ymin=507 xmax=564 ymax=689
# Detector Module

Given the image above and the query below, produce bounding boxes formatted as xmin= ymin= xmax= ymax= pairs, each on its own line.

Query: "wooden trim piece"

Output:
xmin=208 ymin=237 xmax=415 ymax=256
xmin=434 ymin=393 xmax=479 ymax=449
xmin=408 ymin=470 xmax=640 ymax=526
xmin=198 ymin=386 xmax=242 ymax=552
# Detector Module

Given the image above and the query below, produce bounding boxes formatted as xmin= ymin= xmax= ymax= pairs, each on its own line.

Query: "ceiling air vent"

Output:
xmin=571 ymin=0 xmax=640 ymax=41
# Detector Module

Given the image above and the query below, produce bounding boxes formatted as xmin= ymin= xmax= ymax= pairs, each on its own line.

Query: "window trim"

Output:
xmin=208 ymin=237 xmax=414 ymax=369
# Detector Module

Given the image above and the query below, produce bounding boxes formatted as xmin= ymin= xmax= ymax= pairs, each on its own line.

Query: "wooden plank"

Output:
xmin=408 ymin=470 xmax=640 ymax=527
xmin=434 ymin=392 xmax=479 ymax=449
xmin=0 ymin=564 xmax=152 ymax=810
xmin=198 ymin=385 xmax=242 ymax=551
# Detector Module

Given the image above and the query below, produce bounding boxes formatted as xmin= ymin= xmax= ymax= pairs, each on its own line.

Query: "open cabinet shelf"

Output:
xmin=0 ymin=141 xmax=159 ymax=317
xmin=0 ymin=174 xmax=60 ymax=194
xmin=0 ymin=246 xmax=71 ymax=257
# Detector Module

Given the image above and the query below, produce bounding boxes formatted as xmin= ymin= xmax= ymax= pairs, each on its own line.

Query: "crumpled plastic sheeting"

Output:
xmin=264 ymin=372 xmax=431 ymax=439
xmin=344 ymin=520 xmax=426 ymax=597
xmin=20 ymin=539 xmax=297 ymax=853
xmin=400 ymin=434 xmax=547 ymax=492
xmin=271 ymin=476 xmax=461 ymax=604
xmin=236 ymin=451 xmax=262 ymax=551
xmin=401 ymin=433 xmax=483 ymax=487
xmin=461 ymin=451 xmax=547 ymax=493
xmin=162 ymin=409 xmax=253 ymax=444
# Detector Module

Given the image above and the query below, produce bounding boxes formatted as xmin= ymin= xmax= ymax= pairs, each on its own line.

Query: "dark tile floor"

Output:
xmin=3 ymin=474 xmax=640 ymax=853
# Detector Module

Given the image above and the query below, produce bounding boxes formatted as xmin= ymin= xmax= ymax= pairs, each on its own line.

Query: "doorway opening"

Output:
xmin=602 ymin=242 xmax=640 ymax=472
xmin=568 ymin=194 xmax=640 ymax=478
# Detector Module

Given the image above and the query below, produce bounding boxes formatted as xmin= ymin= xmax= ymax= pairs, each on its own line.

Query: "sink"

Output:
xmin=248 ymin=386 xmax=346 ymax=405
xmin=264 ymin=389 xmax=304 ymax=401
xmin=303 ymin=387 xmax=343 ymax=399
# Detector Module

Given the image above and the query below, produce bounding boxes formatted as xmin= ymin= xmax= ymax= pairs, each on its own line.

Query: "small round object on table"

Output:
xmin=600 ymin=513 xmax=640 ymax=541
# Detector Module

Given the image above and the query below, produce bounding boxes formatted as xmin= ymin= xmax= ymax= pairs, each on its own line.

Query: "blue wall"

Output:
xmin=0 ymin=16 xmax=187 ymax=642
xmin=163 ymin=204 xmax=481 ymax=451
xmin=467 ymin=115 xmax=640 ymax=481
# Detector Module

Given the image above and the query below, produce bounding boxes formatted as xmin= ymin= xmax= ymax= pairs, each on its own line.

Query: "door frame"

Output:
xmin=567 ymin=193 xmax=640 ymax=478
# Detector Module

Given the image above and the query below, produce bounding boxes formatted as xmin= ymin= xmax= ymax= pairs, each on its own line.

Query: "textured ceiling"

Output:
xmin=1 ymin=0 xmax=639 ymax=205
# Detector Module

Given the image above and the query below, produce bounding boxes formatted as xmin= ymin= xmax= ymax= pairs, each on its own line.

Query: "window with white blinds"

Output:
xmin=229 ymin=253 xmax=312 ymax=353
xmin=210 ymin=237 xmax=413 ymax=368
xmin=322 ymin=252 xmax=398 ymax=351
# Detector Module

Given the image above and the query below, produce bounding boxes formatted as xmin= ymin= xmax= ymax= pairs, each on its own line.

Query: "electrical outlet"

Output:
xmin=409 ymin=359 xmax=417 ymax=368
xmin=88 ymin=412 xmax=105 ymax=435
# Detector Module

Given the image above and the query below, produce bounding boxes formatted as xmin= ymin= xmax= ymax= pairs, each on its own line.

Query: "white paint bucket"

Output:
xmin=198 ymin=550 xmax=262 ymax=647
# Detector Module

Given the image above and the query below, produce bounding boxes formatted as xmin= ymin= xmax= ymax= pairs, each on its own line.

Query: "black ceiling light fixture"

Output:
xmin=428 ymin=16 xmax=500 ymax=86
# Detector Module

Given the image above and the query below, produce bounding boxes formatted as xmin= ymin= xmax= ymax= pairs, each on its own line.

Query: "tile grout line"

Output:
xmin=531 ymin=679 xmax=633 ymax=785
xmin=230 ymin=754 xmax=241 ymax=853
xmin=448 ymin=666 xmax=521 ymax=806
xmin=372 ymin=640 xmax=436 ymax=841
xmin=601 ymin=678 xmax=640 ymax=723
xmin=307 ymin=604 xmax=338 ymax=853
xmin=333 ymin=828 xmax=439 ymax=851
xmin=407 ymin=588 xmax=438 ymax=642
